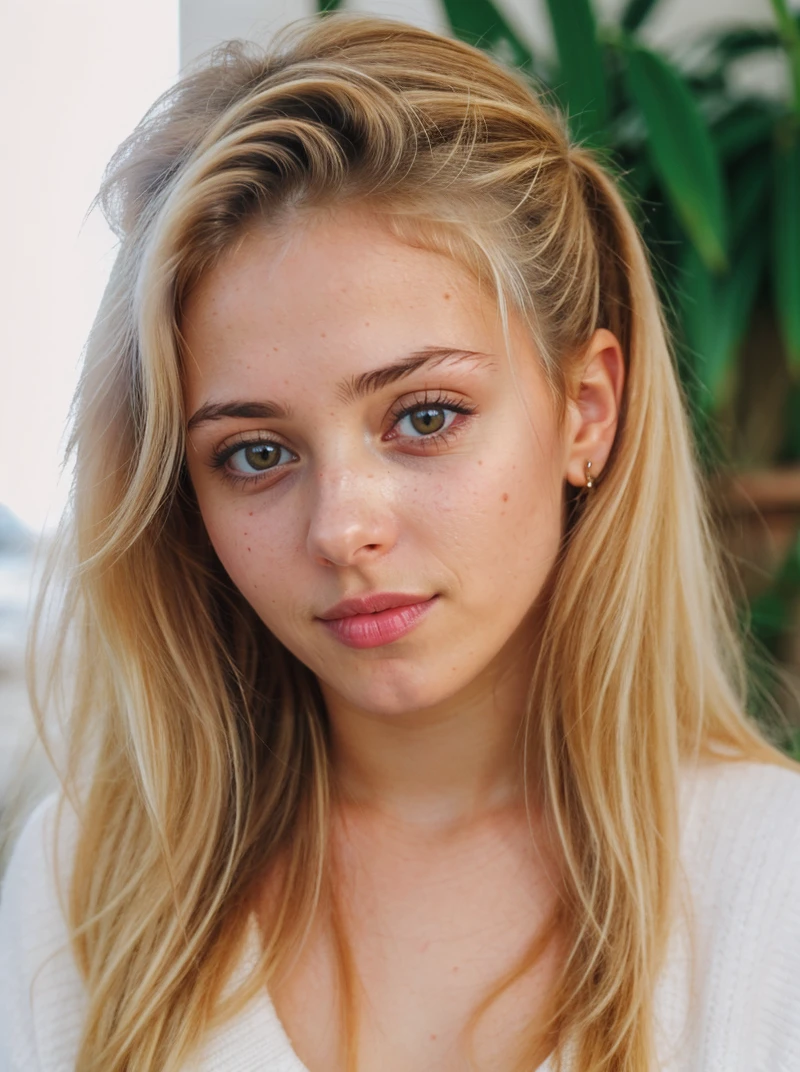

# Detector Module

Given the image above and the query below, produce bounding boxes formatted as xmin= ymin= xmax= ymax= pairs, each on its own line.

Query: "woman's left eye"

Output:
xmin=393 ymin=403 xmax=467 ymax=439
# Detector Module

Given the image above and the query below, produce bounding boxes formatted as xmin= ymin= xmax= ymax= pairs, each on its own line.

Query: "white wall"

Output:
xmin=0 ymin=0 xmax=179 ymax=535
xmin=0 ymin=0 xmax=180 ymax=853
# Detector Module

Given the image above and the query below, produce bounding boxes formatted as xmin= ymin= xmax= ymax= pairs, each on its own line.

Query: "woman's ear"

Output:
xmin=564 ymin=328 xmax=625 ymax=488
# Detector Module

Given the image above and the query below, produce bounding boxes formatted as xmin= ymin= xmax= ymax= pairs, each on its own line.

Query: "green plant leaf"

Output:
xmin=317 ymin=0 xmax=345 ymax=12
xmin=776 ymin=528 xmax=800 ymax=590
xmin=624 ymin=159 xmax=654 ymax=199
xmin=769 ymin=0 xmax=800 ymax=115
xmin=713 ymin=11 xmax=800 ymax=62
xmin=679 ymin=222 xmax=766 ymax=410
xmin=620 ymin=0 xmax=662 ymax=35
xmin=730 ymin=153 xmax=771 ymax=246
xmin=785 ymin=728 xmax=800 ymax=762
xmin=749 ymin=589 xmax=789 ymax=648
xmin=783 ymin=384 xmax=800 ymax=459
xmin=624 ymin=43 xmax=728 ymax=270
xmin=714 ymin=27 xmax=782 ymax=60
xmin=712 ymin=102 xmax=777 ymax=162
xmin=773 ymin=131 xmax=800 ymax=373
xmin=677 ymin=245 xmax=715 ymax=400
xmin=684 ymin=70 xmax=726 ymax=97
xmin=544 ymin=0 xmax=609 ymax=143
xmin=712 ymin=233 xmax=767 ymax=403
xmin=439 ymin=0 xmax=534 ymax=71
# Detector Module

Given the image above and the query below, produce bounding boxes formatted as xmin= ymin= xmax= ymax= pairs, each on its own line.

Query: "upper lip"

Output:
xmin=317 ymin=592 xmax=435 ymax=620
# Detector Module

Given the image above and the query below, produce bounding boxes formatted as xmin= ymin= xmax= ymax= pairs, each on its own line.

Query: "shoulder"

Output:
xmin=680 ymin=752 xmax=800 ymax=815
xmin=0 ymin=791 xmax=86 ymax=1071
xmin=678 ymin=756 xmax=800 ymax=882
xmin=677 ymin=757 xmax=800 ymax=940
xmin=661 ymin=758 xmax=800 ymax=1071
xmin=1 ymin=790 xmax=81 ymax=952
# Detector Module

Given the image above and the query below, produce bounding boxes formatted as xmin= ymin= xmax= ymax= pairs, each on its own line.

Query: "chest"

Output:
xmin=266 ymin=818 xmax=562 ymax=1072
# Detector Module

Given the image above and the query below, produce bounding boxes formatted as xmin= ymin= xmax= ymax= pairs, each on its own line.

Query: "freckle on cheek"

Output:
xmin=502 ymin=493 xmax=509 ymax=502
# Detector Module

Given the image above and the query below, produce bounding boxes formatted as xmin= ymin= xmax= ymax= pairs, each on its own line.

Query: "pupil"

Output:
xmin=244 ymin=444 xmax=279 ymax=470
xmin=410 ymin=407 xmax=445 ymax=434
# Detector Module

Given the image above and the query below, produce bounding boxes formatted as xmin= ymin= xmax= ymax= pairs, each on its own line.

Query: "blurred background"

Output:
xmin=2 ymin=0 xmax=799 ymax=859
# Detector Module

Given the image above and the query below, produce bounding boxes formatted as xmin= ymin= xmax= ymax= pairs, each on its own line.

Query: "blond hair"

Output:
xmin=30 ymin=13 xmax=793 ymax=1071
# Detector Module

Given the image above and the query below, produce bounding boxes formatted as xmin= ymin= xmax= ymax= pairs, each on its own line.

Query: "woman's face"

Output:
xmin=182 ymin=209 xmax=573 ymax=718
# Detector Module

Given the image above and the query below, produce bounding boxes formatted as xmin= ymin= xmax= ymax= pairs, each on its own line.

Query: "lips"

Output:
xmin=317 ymin=592 xmax=434 ymax=621
xmin=316 ymin=592 xmax=440 ymax=650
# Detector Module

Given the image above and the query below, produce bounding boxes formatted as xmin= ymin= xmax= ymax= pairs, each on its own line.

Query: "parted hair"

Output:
xmin=31 ymin=12 xmax=791 ymax=1072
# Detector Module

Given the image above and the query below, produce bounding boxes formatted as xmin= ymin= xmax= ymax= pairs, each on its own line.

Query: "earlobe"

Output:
xmin=564 ymin=328 xmax=625 ymax=489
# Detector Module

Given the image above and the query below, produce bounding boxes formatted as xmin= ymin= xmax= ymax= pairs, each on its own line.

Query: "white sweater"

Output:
xmin=1 ymin=759 xmax=800 ymax=1072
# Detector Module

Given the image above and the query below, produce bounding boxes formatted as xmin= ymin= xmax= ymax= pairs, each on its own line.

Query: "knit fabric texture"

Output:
xmin=1 ymin=759 xmax=799 ymax=1071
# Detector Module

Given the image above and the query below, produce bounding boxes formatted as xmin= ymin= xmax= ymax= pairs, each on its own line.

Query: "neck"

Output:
xmin=321 ymin=641 xmax=536 ymax=833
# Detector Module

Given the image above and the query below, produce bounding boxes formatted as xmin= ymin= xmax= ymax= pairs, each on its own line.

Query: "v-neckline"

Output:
xmin=197 ymin=914 xmax=309 ymax=1070
xmin=199 ymin=914 xmax=556 ymax=1071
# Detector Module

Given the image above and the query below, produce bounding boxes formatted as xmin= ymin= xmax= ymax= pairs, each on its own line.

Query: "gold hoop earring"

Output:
xmin=584 ymin=460 xmax=595 ymax=489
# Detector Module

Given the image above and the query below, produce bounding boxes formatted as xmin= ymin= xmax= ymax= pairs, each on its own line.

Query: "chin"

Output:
xmin=323 ymin=665 xmax=463 ymax=719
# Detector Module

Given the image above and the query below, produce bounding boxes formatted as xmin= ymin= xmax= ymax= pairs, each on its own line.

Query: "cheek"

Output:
xmin=195 ymin=490 xmax=302 ymax=612
xmin=417 ymin=435 xmax=563 ymax=586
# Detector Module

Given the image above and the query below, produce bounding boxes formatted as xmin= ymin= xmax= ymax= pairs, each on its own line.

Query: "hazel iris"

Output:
xmin=244 ymin=443 xmax=281 ymax=470
xmin=410 ymin=407 xmax=446 ymax=434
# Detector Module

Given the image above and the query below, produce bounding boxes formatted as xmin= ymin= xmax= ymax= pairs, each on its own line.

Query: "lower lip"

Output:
xmin=319 ymin=597 xmax=438 ymax=650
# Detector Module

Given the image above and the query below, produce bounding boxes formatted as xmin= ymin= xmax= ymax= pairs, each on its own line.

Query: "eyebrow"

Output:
xmin=187 ymin=347 xmax=495 ymax=431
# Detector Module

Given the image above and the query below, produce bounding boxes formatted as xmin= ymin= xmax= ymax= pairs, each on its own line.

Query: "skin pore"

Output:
xmin=182 ymin=207 xmax=624 ymax=1070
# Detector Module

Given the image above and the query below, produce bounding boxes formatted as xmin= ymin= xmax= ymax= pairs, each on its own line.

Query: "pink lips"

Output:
xmin=317 ymin=592 xmax=438 ymax=649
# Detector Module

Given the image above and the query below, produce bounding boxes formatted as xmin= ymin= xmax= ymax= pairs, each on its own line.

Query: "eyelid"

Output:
xmin=207 ymin=430 xmax=296 ymax=472
xmin=387 ymin=389 xmax=474 ymax=422
xmin=384 ymin=390 xmax=476 ymax=439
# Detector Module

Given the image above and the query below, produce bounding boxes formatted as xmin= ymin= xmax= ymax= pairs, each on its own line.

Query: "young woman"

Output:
xmin=1 ymin=12 xmax=799 ymax=1072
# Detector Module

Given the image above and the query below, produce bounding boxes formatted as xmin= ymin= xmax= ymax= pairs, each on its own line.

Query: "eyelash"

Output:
xmin=388 ymin=390 xmax=475 ymax=442
xmin=208 ymin=390 xmax=476 ymax=489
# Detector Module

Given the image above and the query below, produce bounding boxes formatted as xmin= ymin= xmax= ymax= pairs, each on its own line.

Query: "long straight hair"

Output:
xmin=30 ymin=13 xmax=793 ymax=1071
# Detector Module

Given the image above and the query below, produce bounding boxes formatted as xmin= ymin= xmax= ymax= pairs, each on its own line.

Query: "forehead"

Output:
xmin=179 ymin=210 xmax=518 ymax=406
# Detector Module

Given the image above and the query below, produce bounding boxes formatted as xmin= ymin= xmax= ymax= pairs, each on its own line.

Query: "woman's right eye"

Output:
xmin=212 ymin=440 xmax=296 ymax=480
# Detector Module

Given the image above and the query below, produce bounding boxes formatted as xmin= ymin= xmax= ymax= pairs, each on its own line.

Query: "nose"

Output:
xmin=306 ymin=462 xmax=399 ymax=568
